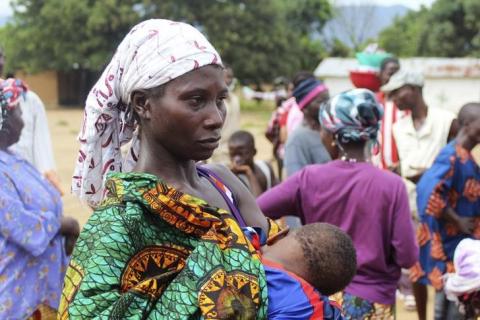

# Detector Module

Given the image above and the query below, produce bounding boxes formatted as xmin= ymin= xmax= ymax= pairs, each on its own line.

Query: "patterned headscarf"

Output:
xmin=319 ymin=88 xmax=383 ymax=144
xmin=292 ymin=77 xmax=328 ymax=110
xmin=0 ymin=78 xmax=28 ymax=131
xmin=72 ymin=19 xmax=222 ymax=207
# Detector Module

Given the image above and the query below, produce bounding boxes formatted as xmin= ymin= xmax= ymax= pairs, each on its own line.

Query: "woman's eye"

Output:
xmin=188 ymin=96 xmax=204 ymax=107
xmin=216 ymin=96 xmax=227 ymax=106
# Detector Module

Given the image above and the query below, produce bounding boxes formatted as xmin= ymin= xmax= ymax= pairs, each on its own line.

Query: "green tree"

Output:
xmin=378 ymin=0 xmax=480 ymax=57
xmin=378 ymin=8 xmax=428 ymax=57
xmin=328 ymin=38 xmax=351 ymax=57
xmin=419 ymin=0 xmax=480 ymax=57
xmin=0 ymin=0 xmax=332 ymax=84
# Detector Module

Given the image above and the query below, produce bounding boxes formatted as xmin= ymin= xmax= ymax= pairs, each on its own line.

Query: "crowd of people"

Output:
xmin=0 ymin=18 xmax=479 ymax=320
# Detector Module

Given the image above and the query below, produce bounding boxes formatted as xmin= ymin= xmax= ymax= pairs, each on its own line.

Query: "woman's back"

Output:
xmin=258 ymin=160 xmax=418 ymax=305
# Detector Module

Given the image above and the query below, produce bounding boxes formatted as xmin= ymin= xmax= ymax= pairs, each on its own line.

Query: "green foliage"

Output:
xmin=378 ymin=0 xmax=480 ymax=57
xmin=328 ymin=38 xmax=352 ymax=57
xmin=378 ymin=8 xmax=428 ymax=57
xmin=0 ymin=0 xmax=333 ymax=84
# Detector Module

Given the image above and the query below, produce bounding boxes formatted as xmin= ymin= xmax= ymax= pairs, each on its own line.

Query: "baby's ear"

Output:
xmin=266 ymin=227 xmax=290 ymax=246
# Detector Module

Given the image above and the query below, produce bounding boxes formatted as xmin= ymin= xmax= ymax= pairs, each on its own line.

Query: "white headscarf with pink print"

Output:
xmin=72 ymin=19 xmax=222 ymax=207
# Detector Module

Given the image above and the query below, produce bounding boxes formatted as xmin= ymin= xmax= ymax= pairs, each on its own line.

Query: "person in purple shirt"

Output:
xmin=0 ymin=79 xmax=80 ymax=319
xmin=257 ymin=88 xmax=419 ymax=319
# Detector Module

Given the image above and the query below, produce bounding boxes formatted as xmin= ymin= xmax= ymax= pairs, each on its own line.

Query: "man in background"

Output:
xmin=382 ymin=69 xmax=458 ymax=320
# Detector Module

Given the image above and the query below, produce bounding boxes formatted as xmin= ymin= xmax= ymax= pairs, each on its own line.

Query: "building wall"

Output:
xmin=323 ymin=77 xmax=480 ymax=114
xmin=16 ymin=70 xmax=58 ymax=108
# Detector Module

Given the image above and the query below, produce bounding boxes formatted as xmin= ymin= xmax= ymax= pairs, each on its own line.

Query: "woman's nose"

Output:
xmin=204 ymin=102 xmax=225 ymax=129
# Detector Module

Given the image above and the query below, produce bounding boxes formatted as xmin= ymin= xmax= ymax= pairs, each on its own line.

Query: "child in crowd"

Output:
xmin=444 ymin=239 xmax=480 ymax=320
xmin=244 ymin=222 xmax=357 ymax=319
xmin=228 ymin=130 xmax=277 ymax=196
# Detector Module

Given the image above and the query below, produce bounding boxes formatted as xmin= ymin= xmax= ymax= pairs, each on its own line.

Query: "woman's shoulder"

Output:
xmin=82 ymin=200 xmax=144 ymax=239
xmin=202 ymin=163 xmax=240 ymax=190
xmin=367 ymin=163 xmax=403 ymax=184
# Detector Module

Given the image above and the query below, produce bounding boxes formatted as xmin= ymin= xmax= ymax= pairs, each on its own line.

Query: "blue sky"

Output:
xmin=0 ymin=0 xmax=11 ymax=16
xmin=0 ymin=0 xmax=437 ymax=16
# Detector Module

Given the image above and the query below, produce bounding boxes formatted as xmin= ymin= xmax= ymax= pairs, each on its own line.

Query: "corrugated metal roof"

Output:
xmin=314 ymin=57 xmax=480 ymax=78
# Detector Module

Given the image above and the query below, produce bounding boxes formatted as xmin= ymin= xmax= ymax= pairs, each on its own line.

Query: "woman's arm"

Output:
xmin=229 ymin=164 xmax=264 ymax=197
xmin=207 ymin=164 xmax=269 ymax=233
xmin=391 ymin=182 xmax=419 ymax=269
xmin=257 ymin=171 xmax=303 ymax=220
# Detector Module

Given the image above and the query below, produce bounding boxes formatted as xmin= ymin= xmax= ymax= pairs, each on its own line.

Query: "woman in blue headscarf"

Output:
xmin=259 ymin=88 xmax=419 ymax=319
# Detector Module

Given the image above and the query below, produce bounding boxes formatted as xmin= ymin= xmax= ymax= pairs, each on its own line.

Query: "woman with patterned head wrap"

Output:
xmin=61 ymin=19 xmax=283 ymax=319
xmin=258 ymin=88 xmax=419 ymax=319
xmin=0 ymin=78 xmax=80 ymax=319
xmin=284 ymin=74 xmax=331 ymax=176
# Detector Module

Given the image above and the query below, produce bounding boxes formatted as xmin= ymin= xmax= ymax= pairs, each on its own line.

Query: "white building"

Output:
xmin=314 ymin=57 xmax=480 ymax=114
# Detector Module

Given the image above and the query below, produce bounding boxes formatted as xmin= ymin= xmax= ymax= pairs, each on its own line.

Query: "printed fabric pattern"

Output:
xmin=60 ymin=171 xmax=282 ymax=319
xmin=411 ymin=141 xmax=480 ymax=290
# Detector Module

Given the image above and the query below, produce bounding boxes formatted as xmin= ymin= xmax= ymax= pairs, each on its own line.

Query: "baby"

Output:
xmin=244 ymin=222 xmax=357 ymax=319
xmin=444 ymin=238 xmax=480 ymax=320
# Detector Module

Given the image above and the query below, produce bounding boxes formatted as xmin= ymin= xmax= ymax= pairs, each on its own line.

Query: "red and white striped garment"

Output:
xmin=376 ymin=92 xmax=407 ymax=170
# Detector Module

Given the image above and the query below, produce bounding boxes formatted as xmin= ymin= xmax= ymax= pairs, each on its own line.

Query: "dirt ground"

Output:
xmin=48 ymin=107 xmax=478 ymax=319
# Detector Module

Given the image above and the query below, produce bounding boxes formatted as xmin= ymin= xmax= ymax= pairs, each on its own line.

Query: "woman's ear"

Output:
xmin=131 ymin=90 xmax=151 ymax=121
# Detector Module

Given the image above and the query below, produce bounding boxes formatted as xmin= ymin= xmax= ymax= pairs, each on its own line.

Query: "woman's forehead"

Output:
xmin=167 ymin=65 xmax=227 ymax=92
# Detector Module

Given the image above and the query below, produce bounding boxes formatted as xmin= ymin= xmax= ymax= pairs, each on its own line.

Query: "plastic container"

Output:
xmin=349 ymin=70 xmax=381 ymax=92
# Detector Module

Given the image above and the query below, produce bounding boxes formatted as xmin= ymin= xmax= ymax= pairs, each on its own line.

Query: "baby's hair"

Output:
xmin=294 ymin=223 xmax=356 ymax=295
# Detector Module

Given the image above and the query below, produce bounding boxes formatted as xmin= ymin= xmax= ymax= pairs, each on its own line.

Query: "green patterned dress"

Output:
xmin=59 ymin=172 xmax=280 ymax=319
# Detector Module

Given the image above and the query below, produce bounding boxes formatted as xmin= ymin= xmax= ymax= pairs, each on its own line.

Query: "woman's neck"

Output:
xmin=339 ymin=143 xmax=367 ymax=162
xmin=456 ymin=129 xmax=477 ymax=151
xmin=303 ymin=117 xmax=320 ymax=131
xmin=133 ymin=142 xmax=201 ymax=188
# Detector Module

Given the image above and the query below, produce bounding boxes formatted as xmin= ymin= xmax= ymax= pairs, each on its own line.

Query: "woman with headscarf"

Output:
xmin=283 ymin=74 xmax=331 ymax=177
xmin=258 ymin=88 xmax=419 ymax=319
xmin=0 ymin=78 xmax=80 ymax=319
xmin=60 ymin=20 xmax=283 ymax=319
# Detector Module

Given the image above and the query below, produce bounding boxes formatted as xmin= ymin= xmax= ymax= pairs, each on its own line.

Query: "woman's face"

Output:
xmin=0 ymin=107 xmax=24 ymax=147
xmin=142 ymin=65 xmax=228 ymax=161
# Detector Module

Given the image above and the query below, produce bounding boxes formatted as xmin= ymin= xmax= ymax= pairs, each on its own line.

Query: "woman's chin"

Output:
xmin=193 ymin=150 xmax=216 ymax=162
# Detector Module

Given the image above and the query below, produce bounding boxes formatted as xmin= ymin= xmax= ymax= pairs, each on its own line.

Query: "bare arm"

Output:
xmin=206 ymin=164 xmax=269 ymax=233
xmin=229 ymin=164 xmax=263 ymax=197
xmin=442 ymin=206 xmax=475 ymax=235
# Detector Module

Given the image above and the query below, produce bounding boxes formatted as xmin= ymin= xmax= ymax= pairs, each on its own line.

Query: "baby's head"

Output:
xmin=264 ymin=222 xmax=357 ymax=295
